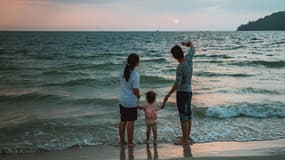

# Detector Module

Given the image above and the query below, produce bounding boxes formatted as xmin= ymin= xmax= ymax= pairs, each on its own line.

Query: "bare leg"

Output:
xmin=127 ymin=121 xmax=134 ymax=147
xmin=181 ymin=121 xmax=189 ymax=144
xmin=152 ymin=124 xmax=157 ymax=145
xmin=174 ymin=121 xmax=189 ymax=145
xmin=146 ymin=124 xmax=151 ymax=144
xmin=176 ymin=120 xmax=192 ymax=140
xmin=119 ymin=121 xmax=127 ymax=145
xmin=188 ymin=120 xmax=192 ymax=139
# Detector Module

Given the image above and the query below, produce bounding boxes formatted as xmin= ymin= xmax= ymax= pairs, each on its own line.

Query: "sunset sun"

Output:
xmin=173 ymin=18 xmax=180 ymax=25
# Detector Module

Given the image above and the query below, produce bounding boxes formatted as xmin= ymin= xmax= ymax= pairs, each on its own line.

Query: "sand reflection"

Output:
xmin=146 ymin=144 xmax=158 ymax=160
xmin=120 ymin=145 xmax=134 ymax=160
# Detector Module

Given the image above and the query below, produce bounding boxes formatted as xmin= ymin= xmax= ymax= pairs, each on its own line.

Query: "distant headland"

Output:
xmin=237 ymin=11 xmax=285 ymax=31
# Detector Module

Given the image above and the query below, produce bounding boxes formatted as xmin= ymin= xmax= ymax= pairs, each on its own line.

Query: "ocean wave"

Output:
xmin=229 ymin=60 xmax=285 ymax=68
xmin=219 ymin=46 xmax=245 ymax=50
xmin=72 ymin=97 xmax=118 ymax=106
xmin=269 ymin=41 xmax=285 ymax=46
xmin=250 ymin=37 xmax=261 ymax=41
xmin=238 ymin=87 xmax=285 ymax=95
xmin=0 ymin=121 xmax=109 ymax=154
xmin=194 ymin=102 xmax=285 ymax=118
xmin=216 ymin=87 xmax=285 ymax=95
xmin=194 ymin=71 xmax=252 ymax=77
xmin=141 ymin=75 xmax=173 ymax=84
xmin=62 ymin=62 xmax=121 ymax=70
xmin=0 ymin=92 xmax=118 ymax=106
xmin=14 ymin=49 xmax=29 ymax=54
xmin=41 ymin=70 xmax=71 ymax=76
xmin=40 ymin=70 xmax=87 ymax=76
xmin=66 ymin=52 xmax=122 ymax=59
xmin=196 ymin=54 xmax=233 ymax=59
xmin=142 ymin=58 xmax=167 ymax=63
xmin=66 ymin=55 xmax=98 ymax=59
xmin=0 ymin=92 xmax=66 ymax=103
xmin=45 ymin=77 xmax=119 ymax=87
xmin=147 ymin=50 xmax=157 ymax=53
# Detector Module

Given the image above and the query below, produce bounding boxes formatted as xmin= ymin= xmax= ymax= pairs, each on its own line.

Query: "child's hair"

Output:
xmin=171 ymin=45 xmax=184 ymax=59
xmin=145 ymin=91 xmax=157 ymax=104
xmin=124 ymin=53 xmax=140 ymax=82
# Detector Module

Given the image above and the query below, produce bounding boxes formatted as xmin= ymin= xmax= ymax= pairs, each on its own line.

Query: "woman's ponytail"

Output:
xmin=123 ymin=53 xmax=139 ymax=82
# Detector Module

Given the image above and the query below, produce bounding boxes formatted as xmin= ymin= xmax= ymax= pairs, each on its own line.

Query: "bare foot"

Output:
xmin=128 ymin=143 xmax=135 ymax=147
xmin=120 ymin=140 xmax=127 ymax=145
xmin=174 ymin=140 xmax=189 ymax=145
xmin=176 ymin=136 xmax=194 ymax=143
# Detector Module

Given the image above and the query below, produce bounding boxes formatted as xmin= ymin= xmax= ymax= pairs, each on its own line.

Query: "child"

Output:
xmin=139 ymin=91 xmax=164 ymax=145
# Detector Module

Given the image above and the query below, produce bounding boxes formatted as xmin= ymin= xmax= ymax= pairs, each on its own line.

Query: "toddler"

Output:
xmin=139 ymin=91 xmax=164 ymax=144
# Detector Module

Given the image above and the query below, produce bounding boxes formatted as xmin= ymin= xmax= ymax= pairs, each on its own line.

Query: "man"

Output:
xmin=164 ymin=41 xmax=195 ymax=145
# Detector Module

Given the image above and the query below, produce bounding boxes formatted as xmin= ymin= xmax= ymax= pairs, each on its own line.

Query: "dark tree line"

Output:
xmin=237 ymin=11 xmax=285 ymax=31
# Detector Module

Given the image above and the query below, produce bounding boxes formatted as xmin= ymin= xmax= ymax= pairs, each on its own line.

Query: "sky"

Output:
xmin=0 ymin=0 xmax=284 ymax=31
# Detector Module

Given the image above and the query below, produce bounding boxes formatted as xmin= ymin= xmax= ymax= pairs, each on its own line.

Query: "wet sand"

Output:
xmin=1 ymin=139 xmax=285 ymax=160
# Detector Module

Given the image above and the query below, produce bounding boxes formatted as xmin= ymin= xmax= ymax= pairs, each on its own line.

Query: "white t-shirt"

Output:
xmin=119 ymin=70 xmax=140 ymax=108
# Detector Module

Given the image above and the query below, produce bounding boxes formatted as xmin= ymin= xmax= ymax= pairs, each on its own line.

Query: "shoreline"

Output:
xmin=1 ymin=139 xmax=285 ymax=160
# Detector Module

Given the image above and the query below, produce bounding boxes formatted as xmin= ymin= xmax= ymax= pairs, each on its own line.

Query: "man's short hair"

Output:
xmin=171 ymin=45 xmax=184 ymax=59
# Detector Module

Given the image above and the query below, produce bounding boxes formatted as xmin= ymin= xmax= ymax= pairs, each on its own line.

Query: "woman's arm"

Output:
xmin=133 ymin=88 xmax=140 ymax=99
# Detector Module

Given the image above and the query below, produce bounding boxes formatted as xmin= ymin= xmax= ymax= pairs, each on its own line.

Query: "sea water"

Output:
xmin=0 ymin=31 xmax=285 ymax=153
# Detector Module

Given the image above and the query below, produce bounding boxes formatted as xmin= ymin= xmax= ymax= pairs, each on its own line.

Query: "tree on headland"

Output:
xmin=237 ymin=11 xmax=285 ymax=31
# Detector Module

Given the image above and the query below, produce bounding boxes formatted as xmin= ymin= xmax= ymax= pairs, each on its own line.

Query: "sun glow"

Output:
xmin=173 ymin=18 xmax=180 ymax=24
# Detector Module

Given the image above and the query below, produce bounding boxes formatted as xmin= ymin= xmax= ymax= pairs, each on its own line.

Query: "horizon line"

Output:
xmin=0 ymin=29 xmax=238 ymax=32
xmin=1 ymin=30 xmax=284 ymax=32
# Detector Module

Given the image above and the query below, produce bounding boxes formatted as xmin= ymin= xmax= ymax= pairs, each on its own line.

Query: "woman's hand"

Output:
xmin=133 ymin=88 xmax=140 ymax=99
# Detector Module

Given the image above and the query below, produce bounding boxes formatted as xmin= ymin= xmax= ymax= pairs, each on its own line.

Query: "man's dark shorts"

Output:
xmin=176 ymin=91 xmax=192 ymax=122
xmin=119 ymin=104 xmax=138 ymax=121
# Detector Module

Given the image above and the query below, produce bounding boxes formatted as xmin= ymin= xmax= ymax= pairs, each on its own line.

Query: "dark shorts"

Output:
xmin=176 ymin=91 xmax=192 ymax=122
xmin=119 ymin=104 xmax=138 ymax=121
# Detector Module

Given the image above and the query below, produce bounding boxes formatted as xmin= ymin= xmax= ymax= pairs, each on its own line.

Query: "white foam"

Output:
xmin=203 ymin=103 xmax=285 ymax=118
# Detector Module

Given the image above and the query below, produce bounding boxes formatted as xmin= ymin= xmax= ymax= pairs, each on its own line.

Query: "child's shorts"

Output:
xmin=176 ymin=91 xmax=192 ymax=122
xmin=145 ymin=119 xmax=157 ymax=129
xmin=145 ymin=119 xmax=157 ymax=125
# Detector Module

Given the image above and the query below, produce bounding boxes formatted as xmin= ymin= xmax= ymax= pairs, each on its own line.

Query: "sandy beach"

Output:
xmin=1 ymin=139 xmax=285 ymax=160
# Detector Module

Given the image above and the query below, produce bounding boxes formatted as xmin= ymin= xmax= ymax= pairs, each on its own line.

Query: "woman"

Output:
xmin=119 ymin=53 xmax=140 ymax=147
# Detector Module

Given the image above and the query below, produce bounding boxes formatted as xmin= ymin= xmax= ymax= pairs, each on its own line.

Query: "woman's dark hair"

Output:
xmin=123 ymin=53 xmax=140 ymax=82
xmin=145 ymin=91 xmax=157 ymax=104
xmin=171 ymin=45 xmax=184 ymax=59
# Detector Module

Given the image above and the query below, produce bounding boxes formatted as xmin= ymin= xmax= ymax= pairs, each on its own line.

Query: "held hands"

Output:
xmin=163 ymin=94 xmax=170 ymax=103
xmin=162 ymin=93 xmax=170 ymax=109
xmin=161 ymin=101 xmax=166 ymax=109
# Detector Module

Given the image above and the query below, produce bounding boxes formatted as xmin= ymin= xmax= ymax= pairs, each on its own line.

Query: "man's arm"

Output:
xmin=163 ymin=83 xmax=178 ymax=104
xmin=183 ymin=41 xmax=195 ymax=58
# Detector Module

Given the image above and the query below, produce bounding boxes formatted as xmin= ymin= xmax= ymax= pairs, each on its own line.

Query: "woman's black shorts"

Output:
xmin=119 ymin=104 xmax=138 ymax=121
